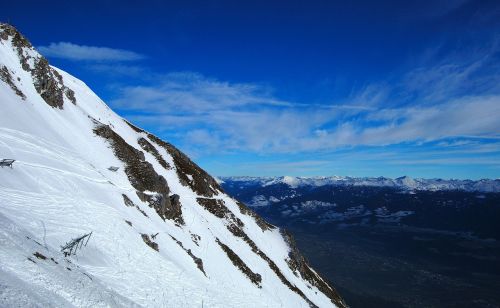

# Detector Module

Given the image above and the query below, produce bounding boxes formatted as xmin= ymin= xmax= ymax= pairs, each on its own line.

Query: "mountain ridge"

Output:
xmin=219 ymin=175 xmax=500 ymax=192
xmin=0 ymin=23 xmax=345 ymax=307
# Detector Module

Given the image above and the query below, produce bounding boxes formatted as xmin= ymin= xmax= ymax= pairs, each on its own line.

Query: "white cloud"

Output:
xmin=110 ymin=72 xmax=295 ymax=113
xmin=103 ymin=37 xmax=500 ymax=156
xmin=110 ymin=70 xmax=500 ymax=154
xmin=38 ymin=42 xmax=145 ymax=62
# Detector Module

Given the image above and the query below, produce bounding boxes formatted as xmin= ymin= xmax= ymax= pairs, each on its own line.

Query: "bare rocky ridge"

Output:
xmin=0 ymin=24 xmax=76 ymax=108
xmin=196 ymin=197 xmax=330 ymax=307
xmin=236 ymin=200 xmax=276 ymax=232
xmin=138 ymin=137 xmax=171 ymax=170
xmin=282 ymin=230 xmax=347 ymax=308
xmin=147 ymin=133 xmax=222 ymax=197
xmin=94 ymin=123 xmax=184 ymax=224
xmin=170 ymin=235 xmax=206 ymax=276
xmin=141 ymin=234 xmax=159 ymax=251
xmin=216 ymin=238 xmax=262 ymax=287
xmin=126 ymin=120 xmax=221 ymax=198
xmin=0 ymin=65 xmax=25 ymax=99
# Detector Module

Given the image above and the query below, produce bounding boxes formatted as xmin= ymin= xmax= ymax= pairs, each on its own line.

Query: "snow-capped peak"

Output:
xmin=220 ymin=175 xmax=500 ymax=193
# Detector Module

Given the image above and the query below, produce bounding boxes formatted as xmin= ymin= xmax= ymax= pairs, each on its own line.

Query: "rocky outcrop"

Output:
xmin=147 ymin=134 xmax=221 ymax=197
xmin=170 ymin=235 xmax=206 ymax=276
xmin=122 ymin=193 xmax=149 ymax=218
xmin=236 ymin=200 xmax=276 ymax=232
xmin=94 ymin=124 xmax=184 ymax=224
xmin=196 ymin=198 xmax=244 ymax=228
xmin=0 ymin=23 xmax=76 ymax=108
xmin=196 ymin=197 xmax=319 ymax=305
xmin=138 ymin=137 xmax=171 ymax=170
xmin=216 ymin=238 xmax=262 ymax=287
xmin=281 ymin=230 xmax=347 ymax=308
xmin=0 ymin=65 xmax=25 ymax=99
xmin=141 ymin=234 xmax=159 ymax=251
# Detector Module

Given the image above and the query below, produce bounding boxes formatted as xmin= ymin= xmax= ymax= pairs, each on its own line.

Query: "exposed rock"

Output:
xmin=281 ymin=229 xmax=347 ymax=308
xmin=216 ymin=238 xmax=262 ymax=287
xmin=141 ymin=234 xmax=159 ymax=251
xmin=32 ymin=58 xmax=65 ymax=108
xmin=122 ymin=194 xmax=135 ymax=207
xmin=138 ymin=137 xmax=171 ymax=170
xmin=196 ymin=198 xmax=243 ymax=228
xmin=0 ymin=23 xmax=76 ymax=108
xmin=196 ymin=197 xmax=311 ymax=301
xmin=170 ymin=235 xmax=206 ymax=276
xmin=0 ymin=23 xmax=32 ymax=50
xmin=94 ymin=124 xmax=184 ymax=224
xmin=124 ymin=120 xmax=145 ymax=133
xmin=136 ymin=206 xmax=149 ymax=218
xmin=236 ymin=200 xmax=276 ymax=232
xmin=0 ymin=65 xmax=25 ymax=99
xmin=168 ymin=194 xmax=184 ymax=224
xmin=225 ymin=219 xmax=316 ymax=307
xmin=147 ymin=134 xmax=221 ymax=197
xmin=33 ymin=252 xmax=47 ymax=260
xmin=191 ymin=233 xmax=201 ymax=246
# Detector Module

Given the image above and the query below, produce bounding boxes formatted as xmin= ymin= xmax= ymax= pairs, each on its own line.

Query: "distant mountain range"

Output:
xmin=219 ymin=175 xmax=500 ymax=307
xmin=218 ymin=175 xmax=500 ymax=193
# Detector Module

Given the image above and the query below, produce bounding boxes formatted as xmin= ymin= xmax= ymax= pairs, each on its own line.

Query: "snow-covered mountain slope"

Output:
xmin=219 ymin=175 xmax=500 ymax=192
xmin=0 ymin=24 xmax=346 ymax=308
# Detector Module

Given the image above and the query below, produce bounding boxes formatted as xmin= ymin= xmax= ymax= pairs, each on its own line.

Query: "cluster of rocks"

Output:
xmin=94 ymin=124 xmax=184 ymax=224
xmin=0 ymin=23 xmax=76 ymax=109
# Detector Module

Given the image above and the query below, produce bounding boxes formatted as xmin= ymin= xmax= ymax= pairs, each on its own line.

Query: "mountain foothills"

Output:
xmin=0 ymin=24 xmax=347 ymax=308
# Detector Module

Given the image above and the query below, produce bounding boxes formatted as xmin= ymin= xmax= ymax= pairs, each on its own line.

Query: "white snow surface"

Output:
xmin=221 ymin=176 xmax=500 ymax=192
xmin=0 ymin=28 xmax=339 ymax=308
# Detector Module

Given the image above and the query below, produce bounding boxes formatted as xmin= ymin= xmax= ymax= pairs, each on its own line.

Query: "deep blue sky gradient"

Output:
xmin=2 ymin=0 xmax=499 ymax=179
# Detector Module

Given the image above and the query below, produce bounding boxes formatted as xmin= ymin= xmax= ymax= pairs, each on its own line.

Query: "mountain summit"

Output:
xmin=0 ymin=24 xmax=346 ymax=307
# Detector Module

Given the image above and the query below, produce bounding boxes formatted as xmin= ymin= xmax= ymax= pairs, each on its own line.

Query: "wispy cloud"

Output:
xmin=110 ymin=71 xmax=297 ymax=113
xmin=111 ymin=69 xmax=500 ymax=154
xmin=66 ymin=21 xmax=499 ymax=178
xmin=38 ymin=42 xmax=145 ymax=62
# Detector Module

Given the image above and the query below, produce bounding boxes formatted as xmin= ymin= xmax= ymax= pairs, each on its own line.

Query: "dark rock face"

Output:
xmin=281 ymin=229 xmax=347 ymax=308
xmin=0 ymin=23 xmax=76 ymax=108
xmin=0 ymin=23 xmax=32 ymax=51
xmin=124 ymin=120 xmax=144 ymax=133
xmin=141 ymin=234 xmax=159 ymax=251
xmin=128 ymin=123 xmax=276 ymax=234
xmin=168 ymin=194 xmax=183 ymax=223
xmin=224 ymin=212 xmax=318 ymax=308
xmin=236 ymin=201 xmax=275 ymax=232
xmin=216 ymin=238 xmax=262 ymax=287
xmin=196 ymin=198 xmax=244 ymax=228
xmin=94 ymin=124 xmax=184 ymax=224
xmin=122 ymin=194 xmax=135 ymax=207
xmin=122 ymin=193 xmax=149 ymax=218
xmin=196 ymin=197 xmax=320 ymax=306
xmin=147 ymin=134 xmax=221 ymax=197
xmin=32 ymin=58 xmax=65 ymax=108
xmin=138 ymin=137 xmax=171 ymax=170
xmin=170 ymin=235 xmax=206 ymax=276
xmin=0 ymin=65 xmax=25 ymax=99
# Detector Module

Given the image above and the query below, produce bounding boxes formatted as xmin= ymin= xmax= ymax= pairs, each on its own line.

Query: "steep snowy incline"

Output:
xmin=0 ymin=24 xmax=346 ymax=307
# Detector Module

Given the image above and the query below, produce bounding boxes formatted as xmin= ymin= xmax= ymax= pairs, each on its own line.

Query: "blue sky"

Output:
xmin=2 ymin=0 xmax=500 ymax=179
